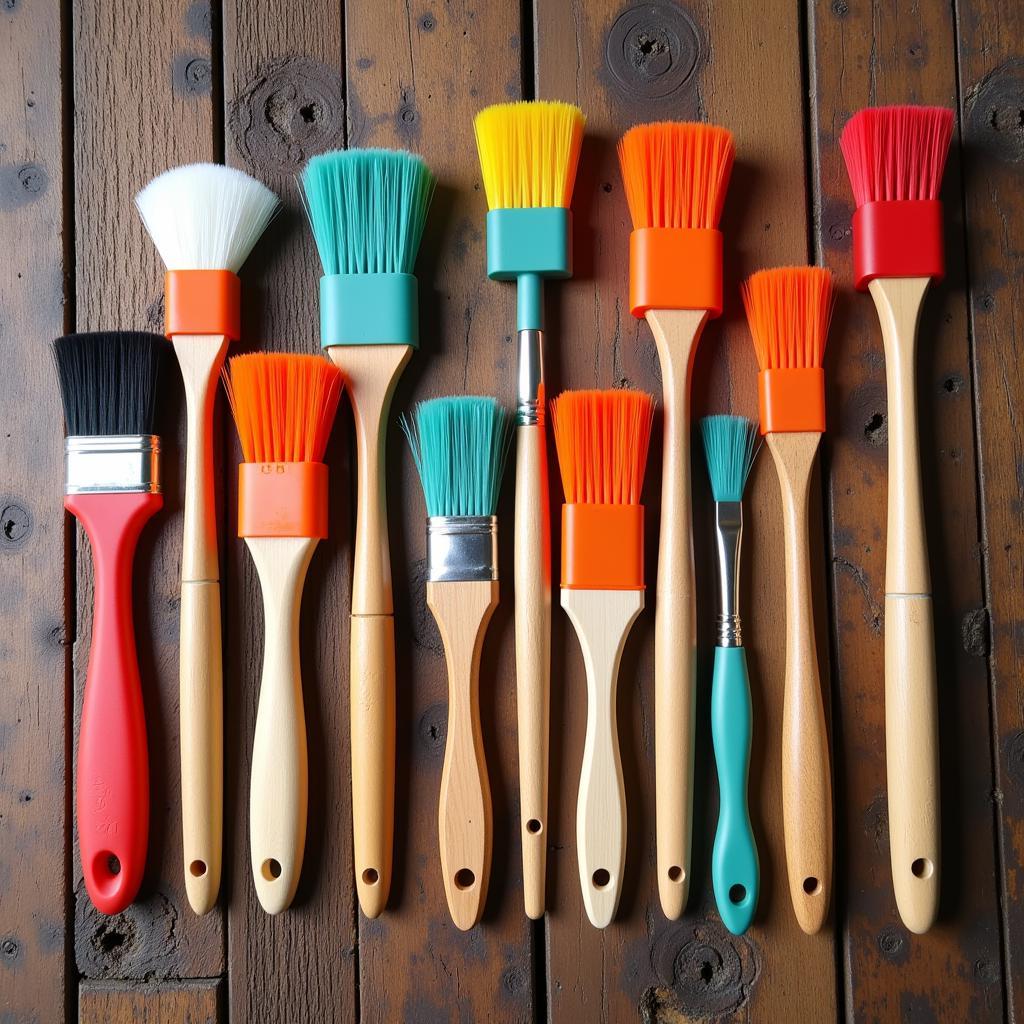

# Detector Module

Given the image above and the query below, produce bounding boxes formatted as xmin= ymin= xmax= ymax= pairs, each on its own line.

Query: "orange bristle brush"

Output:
xmin=743 ymin=266 xmax=834 ymax=935
xmin=617 ymin=121 xmax=734 ymax=918
xmin=840 ymin=106 xmax=954 ymax=934
xmin=223 ymin=353 xmax=343 ymax=914
xmin=551 ymin=388 xmax=654 ymax=929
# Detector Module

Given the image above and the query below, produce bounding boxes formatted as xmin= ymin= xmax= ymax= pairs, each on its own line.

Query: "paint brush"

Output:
xmin=474 ymin=100 xmax=585 ymax=919
xmin=136 ymin=163 xmax=280 ymax=914
xmin=53 ymin=330 xmax=167 ymax=915
xmin=402 ymin=396 xmax=513 ymax=930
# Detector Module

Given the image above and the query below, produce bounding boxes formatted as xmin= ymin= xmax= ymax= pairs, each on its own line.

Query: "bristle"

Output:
xmin=53 ymin=332 xmax=166 ymax=437
xmin=550 ymin=389 xmax=655 ymax=506
xmin=474 ymin=101 xmax=585 ymax=210
xmin=299 ymin=148 xmax=436 ymax=277
xmin=402 ymin=396 xmax=512 ymax=518
xmin=840 ymin=106 xmax=954 ymax=207
xmin=223 ymin=353 xmax=343 ymax=464
xmin=617 ymin=121 xmax=734 ymax=230
xmin=135 ymin=163 xmax=280 ymax=272
xmin=701 ymin=415 xmax=759 ymax=503
xmin=742 ymin=266 xmax=833 ymax=372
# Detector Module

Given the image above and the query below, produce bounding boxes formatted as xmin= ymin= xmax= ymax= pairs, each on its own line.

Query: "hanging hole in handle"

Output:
xmin=454 ymin=868 xmax=476 ymax=891
xmin=911 ymin=857 xmax=934 ymax=880
xmin=803 ymin=876 xmax=821 ymax=896
xmin=91 ymin=851 xmax=124 ymax=899
xmin=526 ymin=818 xmax=543 ymax=835
xmin=592 ymin=869 xmax=611 ymax=890
xmin=729 ymin=883 xmax=747 ymax=905
xmin=107 ymin=854 xmax=121 ymax=876
xmin=189 ymin=860 xmax=207 ymax=878
xmin=362 ymin=868 xmax=380 ymax=886
xmin=667 ymin=865 xmax=684 ymax=883
xmin=261 ymin=858 xmax=282 ymax=881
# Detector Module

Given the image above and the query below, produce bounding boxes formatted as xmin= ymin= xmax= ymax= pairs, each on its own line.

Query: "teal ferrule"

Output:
xmin=319 ymin=272 xmax=419 ymax=348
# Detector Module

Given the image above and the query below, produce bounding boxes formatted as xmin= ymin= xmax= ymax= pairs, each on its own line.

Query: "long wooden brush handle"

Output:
xmin=766 ymin=431 xmax=833 ymax=935
xmin=428 ymin=579 xmax=498 ymax=931
xmin=869 ymin=276 xmax=940 ymax=934
xmin=174 ymin=334 xmax=229 ymax=916
xmin=246 ymin=535 xmax=317 ymax=915
xmin=645 ymin=308 xmax=706 ymax=919
xmin=562 ymin=587 xmax=644 ymax=930
xmin=329 ymin=344 xmax=411 ymax=919
xmin=515 ymin=421 xmax=551 ymax=920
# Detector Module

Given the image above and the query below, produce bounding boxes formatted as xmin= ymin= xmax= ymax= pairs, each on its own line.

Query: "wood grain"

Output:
xmin=79 ymin=979 xmax=223 ymax=1023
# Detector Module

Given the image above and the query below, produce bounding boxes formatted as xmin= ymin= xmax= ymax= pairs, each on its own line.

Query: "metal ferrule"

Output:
xmin=426 ymin=516 xmax=498 ymax=583
xmin=64 ymin=435 xmax=161 ymax=495
xmin=516 ymin=329 xmax=545 ymax=426
xmin=714 ymin=501 xmax=743 ymax=647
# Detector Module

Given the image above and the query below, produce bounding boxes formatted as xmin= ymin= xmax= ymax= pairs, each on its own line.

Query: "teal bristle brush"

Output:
xmin=701 ymin=414 xmax=760 ymax=935
xmin=300 ymin=148 xmax=435 ymax=918
xmin=402 ymin=396 xmax=513 ymax=930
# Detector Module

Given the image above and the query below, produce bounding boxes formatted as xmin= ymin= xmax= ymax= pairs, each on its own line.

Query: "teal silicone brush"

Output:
xmin=300 ymin=148 xmax=435 ymax=918
xmin=701 ymin=414 xmax=760 ymax=935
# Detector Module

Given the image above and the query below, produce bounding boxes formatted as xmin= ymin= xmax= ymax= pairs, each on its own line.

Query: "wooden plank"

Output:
xmin=80 ymin=978 xmax=223 ymax=1023
xmin=535 ymin=1 xmax=836 ymax=1020
xmin=807 ymin=1 xmax=1003 ymax=1020
xmin=954 ymin=1 xmax=1024 ymax=1018
xmin=341 ymin=2 xmax=535 ymax=1022
xmin=0 ymin=0 xmax=69 ymax=1020
xmin=71 ymin=0 xmax=224 ymax=979
xmin=219 ymin=5 xmax=359 ymax=1022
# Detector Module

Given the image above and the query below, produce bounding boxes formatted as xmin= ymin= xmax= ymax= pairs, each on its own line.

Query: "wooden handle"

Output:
xmin=645 ymin=308 xmax=706 ymax=919
xmin=179 ymin=580 xmax=223 ymax=915
xmin=350 ymin=614 xmax=395 ymax=918
xmin=766 ymin=431 xmax=833 ymax=935
xmin=428 ymin=579 xmax=498 ymax=930
xmin=561 ymin=587 xmax=644 ymax=929
xmin=246 ymin=536 xmax=318 ymax=915
xmin=514 ymin=422 xmax=551 ymax=919
xmin=869 ymin=276 xmax=940 ymax=933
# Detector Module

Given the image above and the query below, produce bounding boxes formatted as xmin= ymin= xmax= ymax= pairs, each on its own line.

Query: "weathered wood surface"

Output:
xmin=2 ymin=0 xmax=1021 ymax=1021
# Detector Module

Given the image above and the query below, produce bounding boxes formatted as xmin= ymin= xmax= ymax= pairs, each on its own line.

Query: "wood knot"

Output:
xmin=0 ymin=501 xmax=31 ymax=548
xmin=173 ymin=55 xmax=212 ymax=96
xmin=605 ymin=2 xmax=701 ymax=101
xmin=417 ymin=703 xmax=447 ymax=757
xmin=965 ymin=58 xmax=1024 ymax=165
xmin=229 ymin=57 xmax=345 ymax=174
xmin=0 ymin=163 xmax=48 ymax=210
xmin=1 ymin=935 xmax=22 ymax=965
xmin=877 ymin=926 xmax=909 ymax=964
xmin=961 ymin=607 xmax=990 ymax=657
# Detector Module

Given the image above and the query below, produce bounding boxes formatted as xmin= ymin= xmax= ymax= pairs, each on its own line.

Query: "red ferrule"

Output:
xmin=852 ymin=200 xmax=944 ymax=290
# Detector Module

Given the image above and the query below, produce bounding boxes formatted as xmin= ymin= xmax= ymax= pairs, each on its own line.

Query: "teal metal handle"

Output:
xmin=711 ymin=645 xmax=758 ymax=934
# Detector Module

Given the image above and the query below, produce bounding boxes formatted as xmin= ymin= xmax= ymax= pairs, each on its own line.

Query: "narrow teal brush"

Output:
xmin=701 ymin=414 xmax=760 ymax=935
xmin=403 ymin=396 xmax=512 ymax=930
xmin=300 ymin=148 xmax=435 ymax=919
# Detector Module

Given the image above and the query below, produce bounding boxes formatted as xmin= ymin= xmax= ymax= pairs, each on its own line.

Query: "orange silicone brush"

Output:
xmin=617 ymin=121 xmax=734 ymax=918
xmin=743 ymin=266 xmax=834 ymax=934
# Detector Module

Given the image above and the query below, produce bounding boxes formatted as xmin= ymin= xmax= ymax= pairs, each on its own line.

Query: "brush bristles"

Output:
xmin=840 ymin=106 xmax=954 ymax=207
xmin=135 ymin=163 xmax=280 ymax=272
xmin=742 ymin=267 xmax=833 ymax=372
xmin=701 ymin=415 xmax=759 ymax=503
xmin=617 ymin=121 xmax=734 ymax=230
xmin=53 ymin=332 xmax=166 ymax=437
xmin=223 ymin=354 xmax=343 ymax=464
xmin=402 ymin=397 xmax=512 ymax=519
xmin=300 ymin=149 xmax=435 ymax=276
xmin=551 ymin=389 xmax=654 ymax=506
xmin=474 ymin=101 xmax=585 ymax=210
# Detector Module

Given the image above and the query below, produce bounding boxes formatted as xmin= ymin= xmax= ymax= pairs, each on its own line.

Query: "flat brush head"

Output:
xmin=618 ymin=121 xmax=734 ymax=231
xmin=701 ymin=415 xmax=759 ymax=503
xmin=474 ymin=101 xmax=585 ymax=210
xmin=53 ymin=332 xmax=166 ymax=437
xmin=402 ymin=396 xmax=513 ymax=519
xmin=300 ymin=149 xmax=436 ymax=276
xmin=135 ymin=163 xmax=280 ymax=272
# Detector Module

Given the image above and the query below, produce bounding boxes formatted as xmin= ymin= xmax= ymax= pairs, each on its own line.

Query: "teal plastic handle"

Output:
xmin=711 ymin=645 xmax=758 ymax=934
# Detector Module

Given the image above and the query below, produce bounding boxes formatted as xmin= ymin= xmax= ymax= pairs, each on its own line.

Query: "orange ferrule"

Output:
xmin=758 ymin=368 xmax=826 ymax=435
xmin=238 ymin=462 xmax=328 ymax=538
xmin=629 ymin=227 xmax=723 ymax=318
xmin=165 ymin=269 xmax=241 ymax=340
xmin=561 ymin=503 xmax=644 ymax=591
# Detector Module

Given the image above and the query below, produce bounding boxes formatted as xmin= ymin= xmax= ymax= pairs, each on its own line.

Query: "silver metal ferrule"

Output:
xmin=714 ymin=501 xmax=743 ymax=647
xmin=427 ymin=516 xmax=498 ymax=582
xmin=64 ymin=435 xmax=161 ymax=494
xmin=516 ymin=329 xmax=545 ymax=426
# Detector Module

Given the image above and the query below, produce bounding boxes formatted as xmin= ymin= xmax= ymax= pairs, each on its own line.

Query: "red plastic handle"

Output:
xmin=65 ymin=490 xmax=161 ymax=915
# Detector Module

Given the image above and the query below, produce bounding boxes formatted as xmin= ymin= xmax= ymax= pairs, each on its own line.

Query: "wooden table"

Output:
xmin=2 ymin=1 xmax=1020 ymax=1021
